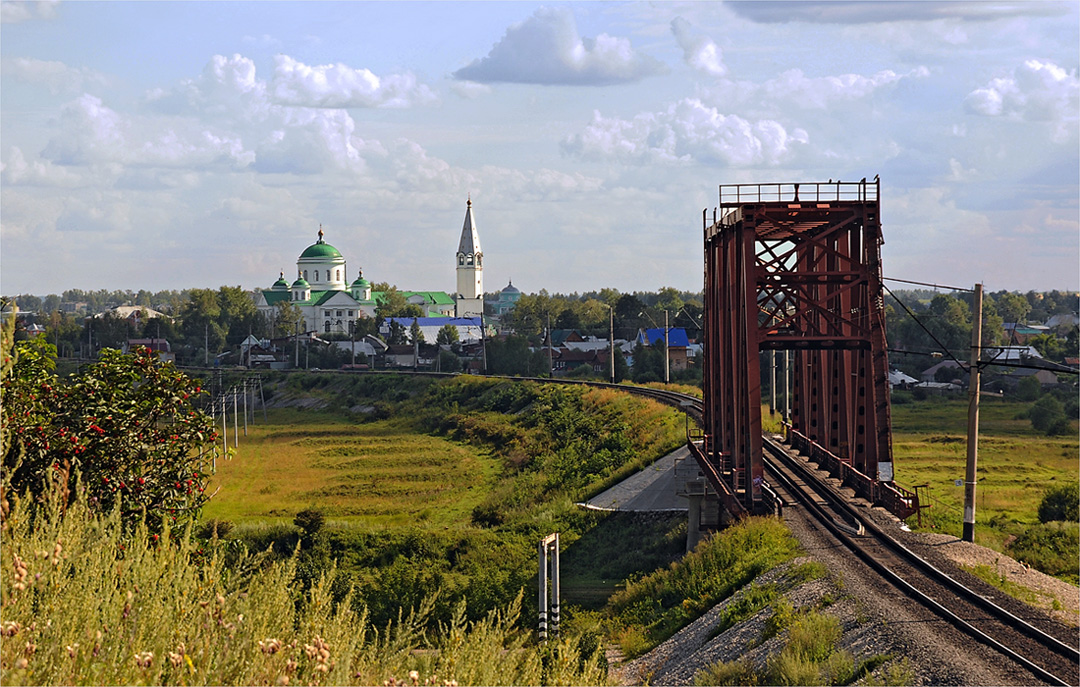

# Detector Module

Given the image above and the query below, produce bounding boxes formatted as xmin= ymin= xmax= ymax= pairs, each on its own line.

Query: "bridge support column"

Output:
xmin=687 ymin=480 xmax=704 ymax=552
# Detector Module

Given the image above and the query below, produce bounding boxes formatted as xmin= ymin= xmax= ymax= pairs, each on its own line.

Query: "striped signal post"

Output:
xmin=538 ymin=533 xmax=560 ymax=641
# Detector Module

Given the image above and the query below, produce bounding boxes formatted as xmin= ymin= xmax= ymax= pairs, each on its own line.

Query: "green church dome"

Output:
xmin=272 ymin=272 xmax=290 ymax=290
xmin=299 ymin=226 xmax=343 ymax=260
xmin=292 ymin=277 xmax=310 ymax=288
xmin=300 ymin=242 xmax=343 ymax=259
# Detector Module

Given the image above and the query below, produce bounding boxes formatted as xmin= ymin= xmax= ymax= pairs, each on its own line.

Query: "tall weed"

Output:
xmin=0 ymin=489 xmax=607 ymax=685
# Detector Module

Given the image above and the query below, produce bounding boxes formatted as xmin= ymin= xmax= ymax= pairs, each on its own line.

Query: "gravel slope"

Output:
xmin=614 ymin=502 xmax=1079 ymax=686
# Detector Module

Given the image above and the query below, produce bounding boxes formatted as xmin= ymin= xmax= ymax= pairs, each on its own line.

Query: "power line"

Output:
xmin=882 ymin=283 xmax=968 ymax=367
xmin=884 ymin=277 xmax=974 ymax=293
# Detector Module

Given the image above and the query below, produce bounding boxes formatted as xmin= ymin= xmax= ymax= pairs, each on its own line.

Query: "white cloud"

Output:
xmin=726 ymin=1 xmax=1064 ymax=24
xmin=1 ymin=57 xmax=107 ymax=94
xmin=1 ymin=146 xmax=82 ymax=186
xmin=562 ymin=100 xmax=808 ymax=166
xmin=254 ymin=108 xmax=365 ymax=175
xmin=965 ymin=59 xmax=1079 ymax=130
xmin=453 ymin=7 xmax=666 ymax=85
xmin=40 ymin=93 xmax=255 ymax=170
xmin=450 ymin=80 xmax=493 ymax=99
xmin=761 ymin=67 xmax=930 ymax=109
xmin=670 ymin=17 xmax=726 ymax=77
xmin=269 ymin=55 xmax=437 ymax=108
xmin=0 ymin=0 xmax=58 ymax=23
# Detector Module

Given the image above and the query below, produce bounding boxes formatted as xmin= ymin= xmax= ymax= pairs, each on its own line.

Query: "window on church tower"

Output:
xmin=467 ymin=254 xmax=473 ymax=265
xmin=336 ymin=269 xmax=341 ymax=281
xmin=304 ymin=270 xmax=308 ymax=280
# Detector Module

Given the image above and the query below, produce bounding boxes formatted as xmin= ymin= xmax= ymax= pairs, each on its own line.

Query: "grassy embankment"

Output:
xmin=891 ymin=396 xmax=1078 ymax=586
xmin=200 ymin=373 xmax=699 ymax=631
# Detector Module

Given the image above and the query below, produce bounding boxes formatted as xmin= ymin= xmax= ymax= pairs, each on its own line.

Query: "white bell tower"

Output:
xmin=455 ymin=197 xmax=484 ymax=317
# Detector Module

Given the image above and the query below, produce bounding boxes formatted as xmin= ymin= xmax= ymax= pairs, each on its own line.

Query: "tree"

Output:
xmin=1038 ymin=483 xmax=1079 ymax=523
xmin=376 ymin=286 xmax=423 ymax=319
xmin=436 ymin=324 xmax=460 ymax=346
xmin=1029 ymin=395 xmax=1068 ymax=435
xmin=436 ymin=349 xmax=461 ymax=373
xmin=352 ymin=316 xmax=379 ymax=339
xmin=272 ymin=301 xmax=304 ymax=338
xmin=386 ymin=320 xmax=407 ymax=346
xmin=613 ymin=348 xmax=629 ymax=383
xmin=1015 ymin=375 xmax=1042 ymax=402
xmin=410 ymin=318 xmax=424 ymax=345
xmin=2 ymin=339 xmax=217 ymax=531
xmin=994 ymin=291 xmax=1032 ymax=325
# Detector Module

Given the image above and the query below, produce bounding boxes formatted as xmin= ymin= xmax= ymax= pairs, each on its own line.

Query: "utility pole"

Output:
xmin=609 ymin=305 xmax=615 ymax=383
xmin=482 ymin=315 xmax=489 ymax=373
xmin=295 ymin=321 xmax=300 ymax=368
xmin=204 ymin=321 xmax=209 ymax=366
xmin=770 ymin=350 xmax=777 ymax=415
xmin=963 ymin=283 xmax=983 ymax=543
xmin=783 ymin=350 xmax=790 ymax=422
xmin=663 ymin=309 xmax=670 ymax=384
xmin=547 ymin=312 xmax=553 ymax=378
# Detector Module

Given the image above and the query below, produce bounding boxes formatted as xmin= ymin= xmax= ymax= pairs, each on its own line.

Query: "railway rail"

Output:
xmin=194 ymin=367 xmax=1077 ymax=683
xmin=615 ymin=381 xmax=1079 ymax=686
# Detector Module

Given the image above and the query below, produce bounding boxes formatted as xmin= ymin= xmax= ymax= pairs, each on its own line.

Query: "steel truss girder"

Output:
xmin=703 ymin=182 xmax=894 ymax=515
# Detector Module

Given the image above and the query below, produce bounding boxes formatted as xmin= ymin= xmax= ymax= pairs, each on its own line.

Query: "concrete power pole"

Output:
xmin=609 ymin=306 xmax=615 ymax=383
xmin=663 ymin=309 xmax=670 ymax=384
xmin=962 ymin=283 xmax=983 ymax=543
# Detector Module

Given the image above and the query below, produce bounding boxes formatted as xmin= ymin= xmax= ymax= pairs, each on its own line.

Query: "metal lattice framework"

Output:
xmin=700 ymin=179 xmax=913 ymax=517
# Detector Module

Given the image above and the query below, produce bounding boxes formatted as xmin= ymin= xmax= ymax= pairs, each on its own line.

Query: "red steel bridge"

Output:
xmin=690 ymin=178 xmax=918 ymax=520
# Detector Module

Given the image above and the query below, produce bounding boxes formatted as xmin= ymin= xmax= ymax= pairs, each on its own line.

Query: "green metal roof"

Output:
xmin=403 ymin=291 xmax=455 ymax=305
xmin=299 ymin=242 xmax=343 ymax=259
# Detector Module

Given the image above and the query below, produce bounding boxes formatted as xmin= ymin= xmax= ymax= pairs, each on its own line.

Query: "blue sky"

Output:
xmin=2 ymin=1 xmax=1077 ymax=297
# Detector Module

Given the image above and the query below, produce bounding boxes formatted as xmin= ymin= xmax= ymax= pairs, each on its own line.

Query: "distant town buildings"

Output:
xmin=254 ymin=199 xmax=490 ymax=334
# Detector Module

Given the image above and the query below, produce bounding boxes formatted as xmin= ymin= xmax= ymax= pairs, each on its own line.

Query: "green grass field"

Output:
xmin=201 ymin=409 xmax=499 ymax=528
xmin=891 ymin=396 xmax=1078 ymax=551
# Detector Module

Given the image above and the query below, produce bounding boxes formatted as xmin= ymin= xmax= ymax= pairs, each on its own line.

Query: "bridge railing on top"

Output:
xmin=719 ymin=180 xmax=879 ymax=206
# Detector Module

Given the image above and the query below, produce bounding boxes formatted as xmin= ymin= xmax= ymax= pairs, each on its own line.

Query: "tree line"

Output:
xmin=3 ymin=286 xmax=1076 ymax=376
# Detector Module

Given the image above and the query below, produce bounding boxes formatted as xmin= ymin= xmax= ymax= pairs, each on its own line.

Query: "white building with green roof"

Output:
xmin=254 ymin=220 xmax=465 ymax=336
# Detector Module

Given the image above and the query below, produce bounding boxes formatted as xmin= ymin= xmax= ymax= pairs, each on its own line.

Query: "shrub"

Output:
xmin=1038 ymin=483 xmax=1079 ymax=523
xmin=1016 ymin=376 xmax=1042 ymax=401
xmin=1029 ymin=395 xmax=1067 ymax=434
xmin=2 ymin=338 xmax=216 ymax=532
xmin=1007 ymin=521 xmax=1080 ymax=584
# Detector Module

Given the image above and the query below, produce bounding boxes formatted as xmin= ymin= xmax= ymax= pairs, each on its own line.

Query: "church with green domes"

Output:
xmin=254 ymin=200 xmax=483 ymax=335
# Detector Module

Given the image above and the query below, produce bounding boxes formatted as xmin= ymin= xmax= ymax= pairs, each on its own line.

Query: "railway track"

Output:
xmin=564 ymin=381 xmax=1079 ymax=686
xmin=209 ymin=368 xmax=1078 ymax=683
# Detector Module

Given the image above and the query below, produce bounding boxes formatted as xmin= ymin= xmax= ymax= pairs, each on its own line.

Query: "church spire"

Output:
xmin=458 ymin=198 xmax=481 ymax=256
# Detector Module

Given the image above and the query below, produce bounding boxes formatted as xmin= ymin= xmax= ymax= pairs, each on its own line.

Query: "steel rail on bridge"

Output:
xmin=699 ymin=179 xmax=916 ymax=519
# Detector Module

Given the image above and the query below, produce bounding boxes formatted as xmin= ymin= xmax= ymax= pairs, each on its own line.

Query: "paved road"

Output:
xmin=583 ymin=445 xmax=701 ymax=512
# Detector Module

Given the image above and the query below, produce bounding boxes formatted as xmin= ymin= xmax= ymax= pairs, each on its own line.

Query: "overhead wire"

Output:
xmin=883 ymin=284 xmax=1079 ymax=376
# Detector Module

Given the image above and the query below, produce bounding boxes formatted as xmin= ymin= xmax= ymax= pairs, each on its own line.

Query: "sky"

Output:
xmin=1 ymin=0 xmax=1078 ymax=298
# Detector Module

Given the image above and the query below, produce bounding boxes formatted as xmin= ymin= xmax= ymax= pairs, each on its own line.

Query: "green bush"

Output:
xmin=1016 ymin=376 xmax=1042 ymax=401
xmin=2 ymin=338 xmax=216 ymax=532
xmin=1007 ymin=521 xmax=1080 ymax=584
xmin=1038 ymin=482 xmax=1079 ymax=523
xmin=1029 ymin=395 xmax=1067 ymax=434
